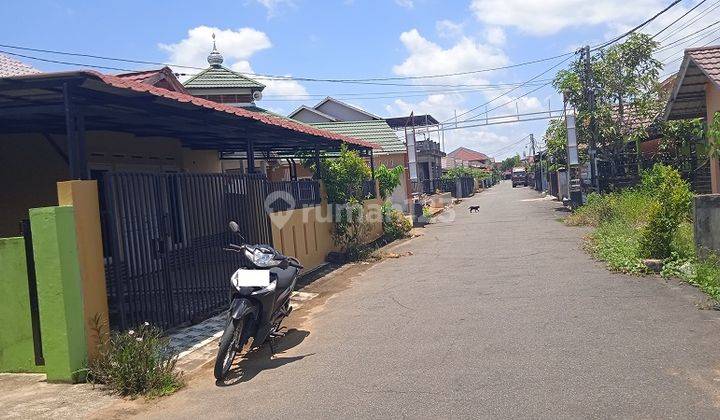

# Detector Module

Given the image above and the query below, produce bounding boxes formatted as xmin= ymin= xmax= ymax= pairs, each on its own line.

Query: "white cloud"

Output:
xmin=395 ymin=0 xmax=414 ymax=9
xmin=436 ymin=19 xmax=464 ymax=38
xmin=386 ymin=28 xmax=548 ymax=156
xmin=159 ymin=26 xmax=272 ymax=69
xmin=392 ymin=29 xmax=508 ymax=83
xmin=160 ymin=25 xmax=308 ymax=106
xmin=470 ymin=0 xmax=666 ymax=36
xmin=254 ymin=0 xmax=296 ymax=18
xmin=485 ymin=27 xmax=506 ymax=46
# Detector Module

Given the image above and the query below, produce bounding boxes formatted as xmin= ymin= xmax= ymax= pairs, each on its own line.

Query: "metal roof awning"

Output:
xmin=0 ymin=70 xmax=377 ymax=154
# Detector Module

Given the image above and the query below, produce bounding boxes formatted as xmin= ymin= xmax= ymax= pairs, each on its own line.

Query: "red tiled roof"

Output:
xmin=447 ymin=147 xmax=489 ymax=162
xmin=0 ymin=53 xmax=41 ymax=77
xmin=116 ymin=67 xmax=189 ymax=94
xmin=58 ymin=70 xmax=377 ymax=150
xmin=686 ymin=45 xmax=720 ymax=86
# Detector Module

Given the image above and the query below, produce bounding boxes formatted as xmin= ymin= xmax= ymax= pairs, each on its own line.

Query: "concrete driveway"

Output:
xmin=126 ymin=181 xmax=720 ymax=419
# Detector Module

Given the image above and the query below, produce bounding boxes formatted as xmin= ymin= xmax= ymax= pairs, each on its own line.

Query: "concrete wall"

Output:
xmin=269 ymin=182 xmax=383 ymax=272
xmin=0 ymin=237 xmax=44 ymax=373
xmin=694 ymin=194 xmax=720 ymax=256
xmin=0 ymin=133 xmax=69 ymax=237
xmin=1 ymin=131 xmax=224 ymax=238
xmin=374 ymin=153 xmax=411 ymax=212
xmin=706 ymin=83 xmax=720 ymax=194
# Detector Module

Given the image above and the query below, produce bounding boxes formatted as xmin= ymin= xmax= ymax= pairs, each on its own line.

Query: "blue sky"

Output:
xmin=0 ymin=0 xmax=713 ymax=159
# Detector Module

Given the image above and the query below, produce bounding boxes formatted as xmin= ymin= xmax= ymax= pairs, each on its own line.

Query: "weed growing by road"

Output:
xmin=87 ymin=319 xmax=184 ymax=399
xmin=566 ymin=164 xmax=720 ymax=300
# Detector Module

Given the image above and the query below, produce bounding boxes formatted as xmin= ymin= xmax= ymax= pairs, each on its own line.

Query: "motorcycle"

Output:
xmin=214 ymin=221 xmax=303 ymax=380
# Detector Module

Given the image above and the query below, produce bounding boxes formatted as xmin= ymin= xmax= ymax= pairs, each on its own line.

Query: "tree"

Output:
xmin=321 ymin=145 xmax=373 ymax=260
xmin=323 ymin=145 xmax=372 ymax=205
xmin=554 ymin=33 xmax=663 ymax=176
xmin=375 ymin=164 xmax=404 ymax=200
xmin=500 ymin=155 xmax=521 ymax=171
xmin=543 ymin=118 xmax=570 ymax=171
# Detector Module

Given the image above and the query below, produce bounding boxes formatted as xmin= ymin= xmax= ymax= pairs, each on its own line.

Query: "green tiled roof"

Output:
xmin=309 ymin=120 xmax=406 ymax=154
xmin=183 ymin=66 xmax=265 ymax=89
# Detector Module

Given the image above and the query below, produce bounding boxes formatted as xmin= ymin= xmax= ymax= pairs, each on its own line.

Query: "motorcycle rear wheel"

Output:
xmin=214 ymin=317 xmax=246 ymax=380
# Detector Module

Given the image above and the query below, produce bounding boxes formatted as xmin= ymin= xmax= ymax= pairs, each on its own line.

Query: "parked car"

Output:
xmin=511 ymin=167 xmax=527 ymax=187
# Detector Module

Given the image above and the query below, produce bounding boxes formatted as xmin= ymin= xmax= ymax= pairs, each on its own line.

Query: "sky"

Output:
xmin=1 ymin=0 xmax=717 ymax=160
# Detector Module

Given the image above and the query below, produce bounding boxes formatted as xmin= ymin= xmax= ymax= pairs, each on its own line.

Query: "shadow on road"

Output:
xmin=215 ymin=328 xmax=312 ymax=387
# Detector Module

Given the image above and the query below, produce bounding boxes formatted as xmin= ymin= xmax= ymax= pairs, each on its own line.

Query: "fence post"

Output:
xmin=57 ymin=180 xmax=109 ymax=363
xmin=30 ymin=206 xmax=87 ymax=383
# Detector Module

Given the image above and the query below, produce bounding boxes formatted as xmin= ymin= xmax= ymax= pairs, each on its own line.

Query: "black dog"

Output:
xmin=469 ymin=205 xmax=480 ymax=213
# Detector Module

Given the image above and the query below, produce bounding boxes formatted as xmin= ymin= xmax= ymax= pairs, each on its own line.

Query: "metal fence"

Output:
xmin=265 ymin=179 xmax=322 ymax=212
xmin=410 ymin=177 xmax=475 ymax=198
xmin=597 ymin=150 xmax=712 ymax=194
xmin=101 ymin=172 xmax=318 ymax=330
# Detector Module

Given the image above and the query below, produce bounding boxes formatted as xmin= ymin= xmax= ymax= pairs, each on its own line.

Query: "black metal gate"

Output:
xmin=102 ymin=172 xmax=273 ymax=330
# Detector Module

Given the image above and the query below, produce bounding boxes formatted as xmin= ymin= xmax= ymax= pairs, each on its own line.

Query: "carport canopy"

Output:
xmin=0 ymin=70 xmax=377 ymax=178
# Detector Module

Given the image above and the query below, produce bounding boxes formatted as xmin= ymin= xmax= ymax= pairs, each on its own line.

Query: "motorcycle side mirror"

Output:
xmin=229 ymin=221 xmax=240 ymax=233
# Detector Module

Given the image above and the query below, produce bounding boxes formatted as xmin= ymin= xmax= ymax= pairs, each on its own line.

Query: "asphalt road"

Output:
xmin=133 ymin=181 xmax=720 ymax=419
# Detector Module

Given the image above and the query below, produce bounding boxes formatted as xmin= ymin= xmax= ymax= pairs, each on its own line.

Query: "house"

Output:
xmin=0 ymin=65 xmax=386 ymax=379
xmin=0 ymin=53 xmax=41 ymax=77
xmin=447 ymin=147 xmax=493 ymax=169
xmin=663 ymin=45 xmax=720 ymax=193
xmin=290 ymin=97 xmax=411 ymax=210
xmin=386 ymin=114 xmax=445 ymax=182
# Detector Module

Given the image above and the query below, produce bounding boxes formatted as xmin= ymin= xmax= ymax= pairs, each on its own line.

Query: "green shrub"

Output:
xmin=382 ymin=202 xmax=411 ymax=240
xmin=376 ymin=164 xmax=404 ymax=200
xmin=88 ymin=321 xmax=184 ymax=398
xmin=638 ymin=164 xmax=693 ymax=259
xmin=332 ymin=198 xmax=371 ymax=261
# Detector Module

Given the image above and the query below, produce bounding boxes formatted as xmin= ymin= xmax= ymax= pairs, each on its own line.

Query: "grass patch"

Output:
xmin=565 ymin=164 xmax=720 ymax=301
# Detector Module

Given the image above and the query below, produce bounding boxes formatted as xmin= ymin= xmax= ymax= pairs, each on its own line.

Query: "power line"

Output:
xmin=651 ymin=0 xmax=708 ymax=39
xmin=591 ymin=0 xmax=681 ymax=51
xmin=440 ymin=55 xmax=573 ymax=124
xmin=656 ymin=0 xmax=720 ymax=42
xmin=0 ymin=41 xmax=574 ymax=84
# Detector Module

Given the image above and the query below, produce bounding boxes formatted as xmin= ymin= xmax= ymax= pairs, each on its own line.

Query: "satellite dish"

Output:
xmin=252 ymin=91 xmax=263 ymax=102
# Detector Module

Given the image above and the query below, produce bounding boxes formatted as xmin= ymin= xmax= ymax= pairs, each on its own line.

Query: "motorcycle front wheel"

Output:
xmin=214 ymin=317 xmax=246 ymax=380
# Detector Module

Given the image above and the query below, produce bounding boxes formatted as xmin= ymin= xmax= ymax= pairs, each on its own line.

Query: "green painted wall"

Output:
xmin=30 ymin=206 xmax=87 ymax=383
xmin=0 ymin=237 xmax=44 ymax=373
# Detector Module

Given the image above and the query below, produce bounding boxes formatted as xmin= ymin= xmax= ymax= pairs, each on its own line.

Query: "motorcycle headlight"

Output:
xmin=251 ymin=248 xmax=278 ymax=268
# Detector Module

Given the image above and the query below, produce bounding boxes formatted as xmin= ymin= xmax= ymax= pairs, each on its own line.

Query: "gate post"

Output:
xmin=57 ymin=180 xmax=109 ymax=362
xmin=30 ymin=206 xmax=87 ymax=383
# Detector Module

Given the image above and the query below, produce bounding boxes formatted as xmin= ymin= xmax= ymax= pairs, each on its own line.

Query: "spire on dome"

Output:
xmin=207 ymin=33 xmax=224 ymax=67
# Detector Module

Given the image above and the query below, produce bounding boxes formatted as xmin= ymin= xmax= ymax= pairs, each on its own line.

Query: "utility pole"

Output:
xmin=584 ymin=45 xmax=599 ymax=193
xmin=530 ymin=134 xmax=537 ymax=191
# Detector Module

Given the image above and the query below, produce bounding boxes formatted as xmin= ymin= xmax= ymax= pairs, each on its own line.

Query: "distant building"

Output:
xmin=291 ymin=98 xmax=410 ymax=210
xmin=446 ymin=147 xmax=493 ymax=169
